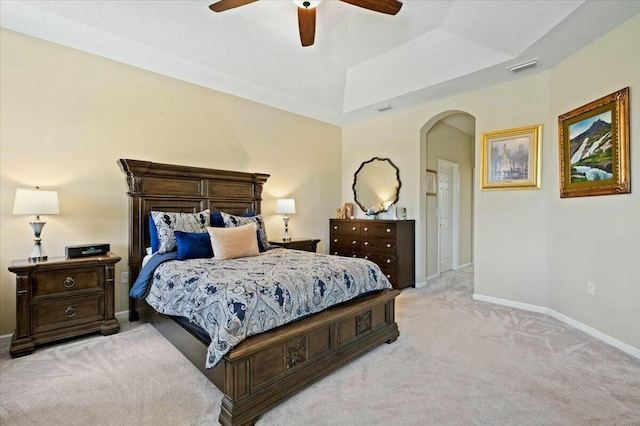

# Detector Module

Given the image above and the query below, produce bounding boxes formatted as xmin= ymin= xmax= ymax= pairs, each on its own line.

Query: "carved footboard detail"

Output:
xmin=218 ymin=289 xmax=400 ymax=426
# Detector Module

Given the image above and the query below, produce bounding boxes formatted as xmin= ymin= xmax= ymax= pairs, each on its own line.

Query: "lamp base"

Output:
xmin=282 ymin=216 xmax=291 ymax=241
xmin=28 ymin=220 xmax=48 ymax=263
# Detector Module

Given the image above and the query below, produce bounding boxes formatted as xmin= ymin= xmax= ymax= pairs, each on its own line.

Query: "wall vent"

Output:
xmin=506 ymin=59 xmax=539 ymax=73
xmin=374 ymin=104 xmax=393 ymax=112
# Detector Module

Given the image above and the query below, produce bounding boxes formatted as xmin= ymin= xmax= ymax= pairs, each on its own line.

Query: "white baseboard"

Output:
xmin=0 ymin=333 xmax=12 ymax=348
xmin=456 ymin=263 xmax=474 ymax=270
xmin=473 ymin=293 xmax=640 ymax=360
xmin=414 ymin=280 xmax=428 ymax=289
xmin=426 ymin=273 xmax=440 ymax=283
xmin=115 ymin=310 xmax=130 ymax=320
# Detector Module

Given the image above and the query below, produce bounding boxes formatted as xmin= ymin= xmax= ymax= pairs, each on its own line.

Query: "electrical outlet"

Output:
xmin=121 ymin=272 xmax=129 ymax=285
xmin=586 ymin=281 xmax=596 ymax=296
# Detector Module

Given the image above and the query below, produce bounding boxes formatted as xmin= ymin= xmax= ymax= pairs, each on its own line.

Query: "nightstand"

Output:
xmin=8 ymin=253 xmax=121 ymax=357
xmin=269 ymin=238 xmax=321 ymax=253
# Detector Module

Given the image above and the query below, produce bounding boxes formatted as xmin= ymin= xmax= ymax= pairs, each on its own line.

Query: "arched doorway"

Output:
xmin=420 ymin=111 xmax=475 ymax=284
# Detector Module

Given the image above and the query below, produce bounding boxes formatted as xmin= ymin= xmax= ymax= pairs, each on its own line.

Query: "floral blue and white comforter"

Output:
xmin=144 ymin=248 xmax=392 ymax=367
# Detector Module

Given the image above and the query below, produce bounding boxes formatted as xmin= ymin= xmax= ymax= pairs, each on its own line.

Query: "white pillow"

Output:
xmin=207 ymin=223 xmax=260 ymax=260
xmin=151 ymin=209 xmax=210 ymax=254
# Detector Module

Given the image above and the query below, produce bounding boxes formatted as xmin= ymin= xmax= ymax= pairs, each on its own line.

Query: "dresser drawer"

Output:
xmin=330 ymin=235 xmax=361 ymax=249
xmin=368 ymin=253 xmax=396 ymax=270
xmin=32 ymin=267 xmax=103 ymax=301
xmin=330 ymin=221 xmax=361 ymax=235
xmin=30 ymin=295 xmax=105 ymax=335
xmin=361 ymin=222 xmax=397 ymax=238
xmin=361 ymin=238 xmax=396 ymax=253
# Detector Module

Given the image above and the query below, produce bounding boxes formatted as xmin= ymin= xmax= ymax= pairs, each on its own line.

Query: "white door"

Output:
xmin=438 ymin=164 xmax=453 ymax=272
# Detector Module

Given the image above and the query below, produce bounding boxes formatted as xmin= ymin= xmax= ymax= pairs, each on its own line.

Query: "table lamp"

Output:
xmin=276 ymin=198 xmax=296 ymax=241
xmin=13 ymin=187 xmax=60 ymax=262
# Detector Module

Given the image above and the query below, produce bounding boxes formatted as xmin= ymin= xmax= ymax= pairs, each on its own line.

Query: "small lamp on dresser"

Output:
xmin=276 ymin=198 xmax=296 ymax=241
xmin=12 ymin=187 xmax=60 ymax=262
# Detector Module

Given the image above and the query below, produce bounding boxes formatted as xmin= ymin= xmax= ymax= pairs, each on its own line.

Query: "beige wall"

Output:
xmin=343 ymin=14 xmax=639 ymax=350
xmin=547 ymin=16 xmax=640 ymax=349
xmin=0 ymin=30 xmax=342 ymax=335
xmin=425 ymin=120 xmax=474 ymax=277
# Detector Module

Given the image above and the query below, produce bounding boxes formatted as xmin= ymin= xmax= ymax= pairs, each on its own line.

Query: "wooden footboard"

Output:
xmin=139 ymin=289 xmax=399 ymax=426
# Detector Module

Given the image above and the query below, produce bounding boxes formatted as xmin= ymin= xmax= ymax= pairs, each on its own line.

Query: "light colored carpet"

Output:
xmin=1 ymin=268 xmax=639 ymax=425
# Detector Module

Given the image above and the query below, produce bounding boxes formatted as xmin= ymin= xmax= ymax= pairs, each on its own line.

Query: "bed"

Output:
xmin=118 ymin=159 xmax=400 ymax=426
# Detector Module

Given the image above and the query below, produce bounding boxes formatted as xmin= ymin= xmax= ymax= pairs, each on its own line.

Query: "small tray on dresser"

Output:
xmin=8 ymin=252 xmax=121 ymax=357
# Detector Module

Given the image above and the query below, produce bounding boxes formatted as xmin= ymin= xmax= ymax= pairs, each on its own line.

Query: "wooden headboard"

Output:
xmin=118 ymin=159 xmax=269 ymax=320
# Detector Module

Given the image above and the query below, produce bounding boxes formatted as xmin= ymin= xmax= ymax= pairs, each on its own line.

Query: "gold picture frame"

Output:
xmin=558 ymin=87 xmax=630 ymax=198
xmin=481 ymin=124 xmax=542 ymax=190
xmin=426 ymin=169 xmax=437 ymax=196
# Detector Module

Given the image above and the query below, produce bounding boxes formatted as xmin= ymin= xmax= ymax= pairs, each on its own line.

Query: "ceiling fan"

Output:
xmin=209 ymin=0 xmax=403 ymax=47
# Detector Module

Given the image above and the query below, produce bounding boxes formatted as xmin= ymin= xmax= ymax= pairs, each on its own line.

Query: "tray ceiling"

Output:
xmin=1 ymin=0 xmax=638 ymax=125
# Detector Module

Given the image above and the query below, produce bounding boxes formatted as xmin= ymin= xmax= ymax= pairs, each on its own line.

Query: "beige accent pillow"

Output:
xmin=207 ymin=223 xmax=260 ymax=260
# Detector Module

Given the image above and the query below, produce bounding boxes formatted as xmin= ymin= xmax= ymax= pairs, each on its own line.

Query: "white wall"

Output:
xmin=342 ymin=14 xmax=640 ymax=350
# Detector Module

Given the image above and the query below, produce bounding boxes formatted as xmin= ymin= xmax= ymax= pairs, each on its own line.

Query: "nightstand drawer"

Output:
xmin=32 ymin=267 xmax=103 ymax=300
xmin=30 ymin=295 xmax=105 ymax=335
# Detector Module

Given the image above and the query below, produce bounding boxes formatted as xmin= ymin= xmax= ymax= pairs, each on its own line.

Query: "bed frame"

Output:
xmin=118 ymin=159 xmax=400 ymax=426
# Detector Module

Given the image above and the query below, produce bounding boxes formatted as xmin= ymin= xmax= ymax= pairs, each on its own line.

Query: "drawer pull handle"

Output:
xmin=333 ymin=238 xmax=338 ymax=243
xmin=352 ymin=226 xmax=357 ymax=231
xmin=64 ymin=307 xmax=76 ymax=318
xmin=352 ymin=255 xmax=357 ymax=258
xmin=386 ymin=243 xmax=391 ymax=248
xmin=334 ymin=252 xmax=338 ymax=255
xmin=352 ymin=240 xmax=357 ymax=244
xmin=364 ymin=241 xmax=369 ymax=246
xmin=386 ymin=274 xmax=391 ymax=279
xmin=63 ymin=277 xmax=75 ymax=288
xmin=333 ymin=226 xmax=337 ymax=229
xmin=364 ymin=227 xmax=368 ymax=231
xmin=386 ymin=228 xmax=391 ymax=233
xmin=364 ymin=256 xmax=369 ymax=260
xmin=386 ymin=259 xmax=391 ymax=263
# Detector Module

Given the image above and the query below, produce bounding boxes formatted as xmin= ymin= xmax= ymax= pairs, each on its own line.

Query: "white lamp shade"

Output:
xmin=276 ymin=198 xmax=296 ymax=215
xmin=13 ymin=188 xmax=60 ymax=216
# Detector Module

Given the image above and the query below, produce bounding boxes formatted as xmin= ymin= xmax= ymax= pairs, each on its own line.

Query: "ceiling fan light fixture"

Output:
xmin=293 ymin=0 xmax=322 ymax=9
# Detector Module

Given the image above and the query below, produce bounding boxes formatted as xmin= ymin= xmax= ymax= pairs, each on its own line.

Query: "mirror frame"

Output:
xmin=351 ymin=157 xmax=402 ymax=215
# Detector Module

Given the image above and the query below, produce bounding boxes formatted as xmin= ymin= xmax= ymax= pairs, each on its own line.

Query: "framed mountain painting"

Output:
xmin=558 ymin=87 xmax=630 ymax=198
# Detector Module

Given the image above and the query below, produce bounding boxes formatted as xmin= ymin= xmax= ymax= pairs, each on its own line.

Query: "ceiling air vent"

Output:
xmin=374 ymin=104 xmax=393 ymax=112
xmin=506 ymin=59 xmax=539 ymax=73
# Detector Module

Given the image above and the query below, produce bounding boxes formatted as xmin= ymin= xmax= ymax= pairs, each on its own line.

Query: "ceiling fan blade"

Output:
xmin=340 ymin=0 xmax=402 ymax=15
xmin=298 ymin=7 xmax=316 ymax=47
xmin=209 ymin=0 xmax=258 ymax=13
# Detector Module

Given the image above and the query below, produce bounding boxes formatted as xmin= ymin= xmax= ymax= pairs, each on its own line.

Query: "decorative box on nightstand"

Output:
xmin=269 ymin=238 xmax=321 ymax=253
xmin=8 ymin=252 xmax=121 ymax=358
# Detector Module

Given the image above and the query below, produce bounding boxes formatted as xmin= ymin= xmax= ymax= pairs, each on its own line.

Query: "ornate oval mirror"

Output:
xmin=352 ymin=157 xmax=401 ymax=215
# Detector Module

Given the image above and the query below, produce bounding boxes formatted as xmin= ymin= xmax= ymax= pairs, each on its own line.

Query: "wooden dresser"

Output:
xmin=330 ymin=219 xmax=415 ymax=289
xmin=8 ymin=253 xmax=121 ymax=357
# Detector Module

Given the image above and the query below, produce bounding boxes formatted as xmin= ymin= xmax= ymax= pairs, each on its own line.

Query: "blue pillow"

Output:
xmin=149 ymin=213 xmax=159 ymax=253
xmin=175 ymin=231 xmax=213 ymax=260
xmin=210 ymin=211 xmax=225 ymax=227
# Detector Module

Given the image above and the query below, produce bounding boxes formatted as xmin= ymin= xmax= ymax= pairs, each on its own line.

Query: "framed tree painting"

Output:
xmin=481 ymin=124 xmax=542 ymax=190
xmin=558 ymin=87 xmax=630 ymax=198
